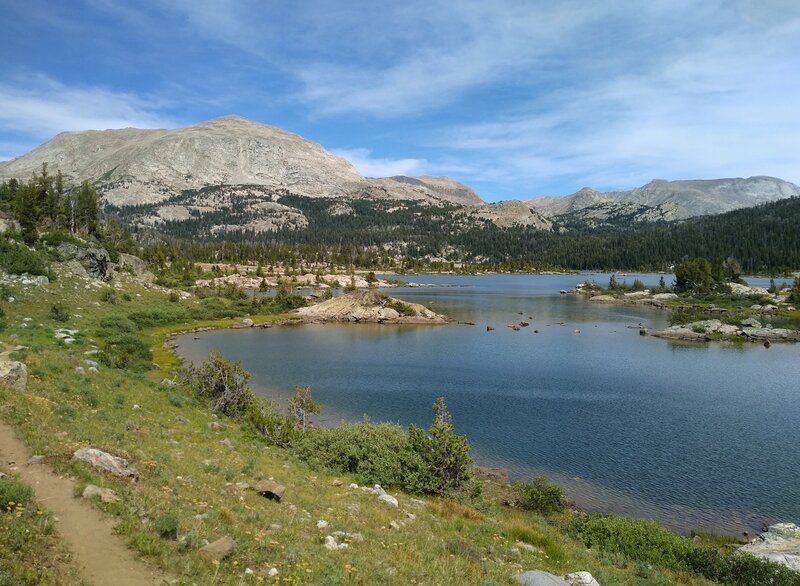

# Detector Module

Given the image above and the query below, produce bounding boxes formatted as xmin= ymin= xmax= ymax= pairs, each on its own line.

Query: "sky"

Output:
xmin=0 ymin=0 xmax=798 ymax=202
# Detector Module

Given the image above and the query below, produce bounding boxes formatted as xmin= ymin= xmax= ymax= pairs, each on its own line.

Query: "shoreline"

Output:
xmin=164 ymin=316 xmax=776 ymax=538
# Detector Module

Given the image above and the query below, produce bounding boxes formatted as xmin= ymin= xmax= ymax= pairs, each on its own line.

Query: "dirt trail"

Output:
xmin=0 ymin=422 xmax=168 ymax=586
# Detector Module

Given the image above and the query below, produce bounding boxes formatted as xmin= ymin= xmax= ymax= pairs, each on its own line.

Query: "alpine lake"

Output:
xmin=175 ymin=273 xmax=800 ymax=536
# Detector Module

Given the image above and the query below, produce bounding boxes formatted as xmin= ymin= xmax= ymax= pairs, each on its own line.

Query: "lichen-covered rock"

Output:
xmin=515 ymin=570 xmax=569 ymax=585
xmin=79 ymin=248 xmax=114 ymax=281
xmin=118 ymin=253 xmax=156 ymax=283
xmin=73 ymin=447 xmax=139 ymax=480
xmin=199 ymin=535 xmax=236 ymax=562
xmin=0 ymin=360 xmax=27 ymax=392
xmin=82 ymin=484 xmax=121 ymax=503
xmin=564 ymin=571 xmax=600 ymax=586
xmin=252 ymin=479 xmax=285 ymax=501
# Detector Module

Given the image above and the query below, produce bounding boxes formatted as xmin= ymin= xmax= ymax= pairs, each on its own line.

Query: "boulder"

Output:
xmin=741 ymin=317 xmax=762 ymax=328
xmin=56 ymin=242 xmax=79 ymax=261
xmin=515 ymin=570 xmax=570 ymax=585
xmin=241 ymin=318 xmax=254 ymax=327
xmin=738 ymin=522 xmax=800 ymax=571
xmin=652 ymin=293 xmax=678 ymax=301
xmin=72 ymin=447 xmax=139 ymax=481
xmin=79 ymin=248 xmax=114 ymax=281
xmin=118 ymin=253 xmax=156 ymax=283
xmin=0 ymin=360 xmax=27 ymax=391
xmin=82 ymin=484 xmax=121 ymax=503
xmin=564 ymin=572 xmax=600 ymax=586
xmin=199 ymin=535 xmax=236 ymax=562
xmin=323 ymin=535 xmax=349 ymax=551
xmin=252 ymin=479 xmax=285 ymax=501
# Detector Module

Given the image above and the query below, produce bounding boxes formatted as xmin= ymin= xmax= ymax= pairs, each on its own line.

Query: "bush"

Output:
xmin=96 ymin=316 xmax=139 ymax=337
xmin=0 ymin=477 xmax=33 ymax=510
xmin=296 ymin=421 xmax=410 ymax=487
xmin=128 ymin=306 xmax=190 ymax=328
xmin=513 ymin=477 xmax=567 ymax=515
xmin=0 ymin=305 xmax=5 ymax=332
xmin=100 ymin=333 xmax=153 ymax=371
xmin=99 ymin=288 xmax=117 ymax=304
xmin=405 ymin=398 xmax=479 ymax=497
xmin=567 ymin=513 xmax=800 ymax=586
xmin=181 ymin=352 xmax=254 ymax=417
xmin=388 ymin=299 xmax=417 ymax=317
xmin=244 ymin=400 xmax=299 ymax=448
xmin=48 ymin=303 xmax=69 ymax=322
xmin=156 ymin=512 xmax=179 ymax=540
xmin=0 ymin=238 xmax=53 ymax=277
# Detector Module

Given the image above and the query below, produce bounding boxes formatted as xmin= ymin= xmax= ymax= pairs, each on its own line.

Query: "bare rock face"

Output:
xmin=0 ymin=360 xmax=27 ymax=392
xmin=295 ymin=289 xmax=448 ymax=324
xmin=471 ymin=200 xmax=553 ymax=230
xmin=375 ymin=175 xmax=484 ymax=206
xmin=0 ymin=116 xmax=365 ymax=207
xmin=73 ymin=448 xmax=139 ymax=481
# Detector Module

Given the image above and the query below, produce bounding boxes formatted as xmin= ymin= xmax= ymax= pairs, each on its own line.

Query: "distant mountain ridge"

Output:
xmin=527 ymin=177 xmax=800 ymax=222
xmin=2 ymin=116 xmax=799 ymax=235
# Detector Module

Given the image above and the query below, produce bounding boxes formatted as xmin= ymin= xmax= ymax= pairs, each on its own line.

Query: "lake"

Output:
xmin=175 ymin=273 xmax=800 ymax=535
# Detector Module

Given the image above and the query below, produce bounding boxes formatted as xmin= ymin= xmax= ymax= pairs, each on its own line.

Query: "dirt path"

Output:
xmin=0 ymin=422 xmax=168 ymax=586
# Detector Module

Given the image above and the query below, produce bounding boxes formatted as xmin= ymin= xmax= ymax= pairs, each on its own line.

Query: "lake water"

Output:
xmin=175 ymin=273 xmax=800 ymax=534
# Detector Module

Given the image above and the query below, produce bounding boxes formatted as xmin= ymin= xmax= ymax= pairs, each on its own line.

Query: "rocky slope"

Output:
xmin=528 ymin=177 xmax=800 ymax=222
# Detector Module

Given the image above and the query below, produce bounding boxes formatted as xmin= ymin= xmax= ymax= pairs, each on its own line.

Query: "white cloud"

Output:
xmin=331 ymin=148 xmax=426 ymax=178
xmin=0 ymin=74 xmax=177 ymax=142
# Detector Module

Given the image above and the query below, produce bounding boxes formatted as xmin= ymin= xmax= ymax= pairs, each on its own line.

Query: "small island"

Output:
xmin=294 ymin=288 xmax=448 ymax=324
xmin=571 ymin=257 xmax=800 ymax=343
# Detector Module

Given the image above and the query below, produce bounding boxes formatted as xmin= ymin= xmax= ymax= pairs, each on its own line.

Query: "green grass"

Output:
xmin=0 ymin=272 xmax=774 ymax=585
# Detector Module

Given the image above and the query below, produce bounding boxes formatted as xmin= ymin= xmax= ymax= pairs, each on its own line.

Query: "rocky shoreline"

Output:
xmin=567 ymin=281 xmax=800 ymax=343
xmin=294 ymin=289 xmax=448 ymax=324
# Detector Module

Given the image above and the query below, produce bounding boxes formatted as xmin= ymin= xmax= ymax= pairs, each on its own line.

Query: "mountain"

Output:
xmin=374 ymin=175 xmax=484 ymax=206
xmin=527 ymin=177 xmax=800 ymax=223
xmin=0 ymin=115 xmax=484 ymax=209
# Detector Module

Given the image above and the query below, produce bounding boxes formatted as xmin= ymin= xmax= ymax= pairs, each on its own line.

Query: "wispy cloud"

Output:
xmin=331 ymin=148 xmax=426 ymax=178
xmin=0 ymin=75 xmax=177 ymax=141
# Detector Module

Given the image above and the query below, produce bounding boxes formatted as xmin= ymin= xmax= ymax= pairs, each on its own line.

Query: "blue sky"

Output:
xmin=1 ymin=0 xmax=798 ymax=202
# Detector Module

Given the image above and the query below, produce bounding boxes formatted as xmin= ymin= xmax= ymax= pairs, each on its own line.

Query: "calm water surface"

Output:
xmin=176 ymin=274 xmax=800 ymax=534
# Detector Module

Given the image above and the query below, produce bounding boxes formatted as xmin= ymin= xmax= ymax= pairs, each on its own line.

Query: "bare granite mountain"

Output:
xmin=527 ymin=177 xmax=800 ymax=223
xmin=0 ymin=116 xmax=483 ymax=209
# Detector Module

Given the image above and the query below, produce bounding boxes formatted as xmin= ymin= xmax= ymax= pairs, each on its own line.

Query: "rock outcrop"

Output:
xmin=73 ymin=448 xmax=139 ymax=480
xmin=0 ymin=360 xmax=27 ymax=392
xmin=738 ymin=522 xmax=800 ymax=571
xmin=295 ymin=289 xmax=448 ymax=324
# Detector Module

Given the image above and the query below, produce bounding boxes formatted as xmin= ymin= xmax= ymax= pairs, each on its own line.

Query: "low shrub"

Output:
xmin=297 ymin=421 xmax=410 ymax=487
xmin=0 ymin=477 xmax=33 ymax=510
xmin=513 ymin=477 xmax=567 ymax=515
xmin=100 ymin=333 xmax=153 ymax=371
xmin=567 ymin=513 xmax=800 ymax=586
xmin=48 ymin=303 xmax=69 ymax=322
xmin=180 ymin=352 xmax=254 ymax=417
xmin=244 ymin=400 xmax=299 ymax=448
xmin=388 ymin=299 xmax=417 ymax=316
xmin=0 ymin=238 xmax=53 ymax=277
xmin=128 ymin=306 xmax=190 ymax=328
xmin=156 ymin=512 xmax=179 ymax=540
xmin=0 ymin=305 xmax=6 ymax=331
xmin=99 ymin=288 xmax=117 ymax=304
xmin=297 ymin=398 xmax=479 ymax=498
